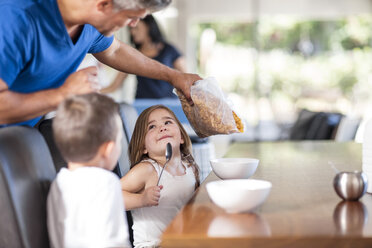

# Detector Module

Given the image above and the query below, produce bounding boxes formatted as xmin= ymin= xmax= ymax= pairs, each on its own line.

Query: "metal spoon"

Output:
xmin=157 ymin=142 xmax=172 ymax=186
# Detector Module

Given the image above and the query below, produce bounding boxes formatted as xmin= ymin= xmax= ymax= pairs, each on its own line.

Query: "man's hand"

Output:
xmin=141 ymin=185 xmax=163 ymax=207
xmin=59 ymin=66 xmax=101 ymax=97
xmin=170 ymin=72 xmax=202 ymax=102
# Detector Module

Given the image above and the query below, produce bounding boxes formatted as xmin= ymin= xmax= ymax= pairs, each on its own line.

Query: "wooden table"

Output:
xmin=161 ymin=141 xmax=372 ymax=248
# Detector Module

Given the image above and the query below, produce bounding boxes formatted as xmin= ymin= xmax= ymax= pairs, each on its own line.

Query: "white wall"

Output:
xmin=177 ymin=0 xmax=372 ymax=20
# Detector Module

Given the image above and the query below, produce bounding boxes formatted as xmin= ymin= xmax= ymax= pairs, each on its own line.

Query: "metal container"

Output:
xmin=333 ymin=201 xmax=368 ymax=234
xmin=333 ymin=171 xmax=368 ymax=201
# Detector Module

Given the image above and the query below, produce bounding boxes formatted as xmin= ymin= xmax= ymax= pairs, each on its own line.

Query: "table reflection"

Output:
xmin=333 ymin=201 xmax=368 ymax=235
xmin=207 ymin=213 xmax=271 ymax=237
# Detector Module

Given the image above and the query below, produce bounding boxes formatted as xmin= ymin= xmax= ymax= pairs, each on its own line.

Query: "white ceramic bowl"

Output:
xmin=206 ymin=179 xmax=272 ymax=213
xmin=210 ymin=158 xmax=259 ymax=179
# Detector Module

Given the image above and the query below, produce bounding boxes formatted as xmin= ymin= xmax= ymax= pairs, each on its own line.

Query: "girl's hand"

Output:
xmin=141 ymin=185 xmax=163 ymax=207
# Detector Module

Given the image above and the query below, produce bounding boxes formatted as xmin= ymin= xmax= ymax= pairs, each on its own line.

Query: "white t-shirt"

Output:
xmin=47 ymin=167 xmax=131 ymax=248
xmin=132 ymin=159 xmax=196 ymax=248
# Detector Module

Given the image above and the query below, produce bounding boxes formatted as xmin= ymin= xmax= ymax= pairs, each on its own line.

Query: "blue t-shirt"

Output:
xmin=0 ymin=0 xmax=114 ymax=127
xmin=136 ymin=42 xmax=181 ymax=99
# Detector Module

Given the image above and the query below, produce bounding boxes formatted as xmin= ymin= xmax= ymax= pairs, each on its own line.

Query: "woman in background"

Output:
xmin=130 ymin=14 xmax=187 ymax=99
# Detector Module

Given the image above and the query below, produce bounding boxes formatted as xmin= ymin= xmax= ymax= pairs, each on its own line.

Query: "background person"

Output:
xmin=130 ymin=14 xmax=187 ymax=99
xmin=47 ymin=93 xmax=130 ymax=248
xmin=120 ymin=105 xmax=200 ymax=248
xmin=0 ymin=0 xmax=200 ymax=127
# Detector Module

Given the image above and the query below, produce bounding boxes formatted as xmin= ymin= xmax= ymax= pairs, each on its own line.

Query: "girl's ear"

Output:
xmin=180 ymin=137 xmax=184 ymax=144
xmin=143 ymin=147 xmax=148 ymax=154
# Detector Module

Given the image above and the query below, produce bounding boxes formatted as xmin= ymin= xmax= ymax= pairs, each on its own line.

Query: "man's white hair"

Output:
xmin=113 ymin=0 xmax=171 ymax=12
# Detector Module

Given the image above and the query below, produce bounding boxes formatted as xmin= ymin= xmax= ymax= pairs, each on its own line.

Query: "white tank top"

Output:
xmin=132 ymin=158 xmax=196 ymax=248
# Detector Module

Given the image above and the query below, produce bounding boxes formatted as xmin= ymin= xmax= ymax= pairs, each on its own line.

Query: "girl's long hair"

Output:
xmin=129 ymin=105 xmax=200 ymax=188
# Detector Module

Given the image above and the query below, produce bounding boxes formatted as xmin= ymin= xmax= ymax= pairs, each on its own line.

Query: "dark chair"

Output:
xmin=289 ymin=109 xmax=318 ymax=140
xmin=117 ymin=102 xmax=139 ymax=176
xmin=289 ymin=109 xmax=343 ymax=140
xmin=116 ymin=132 xmax=135 ymax=247
xmin=116 ymin=126 xmax=131 ymax=178
xmin=118 ymin=102 xmax=138 ymax=247
xmin=119 ymin=102 xmax=138 ymax=142
xmin=38 ymin=119 xmax=67 ymax=172
xmin=0 ymin=126 xmax=56 ymax=248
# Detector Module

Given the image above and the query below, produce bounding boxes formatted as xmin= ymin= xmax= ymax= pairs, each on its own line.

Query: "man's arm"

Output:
xmin=94 ymin=38 xmax=201 ymax=99
xmin=0 ymin=67 xmax=99 ymax=125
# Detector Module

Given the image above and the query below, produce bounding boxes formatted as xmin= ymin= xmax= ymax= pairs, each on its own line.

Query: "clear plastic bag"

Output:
xmin=175 ymin=77 xmax=244 ymax=138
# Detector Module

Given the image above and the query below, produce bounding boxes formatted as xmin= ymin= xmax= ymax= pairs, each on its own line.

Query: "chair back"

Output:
xmin=117 ymin=130 xmax=131 ymax=177
xmin=38 ymin=119 xmax=67 ymax=172
xmin=290 ymin=109 xmax=343 ymax=140
xmin=118 ymin=102 xmax=138 ymax=176
xmin=334 ymin=116 xmax=361 ymax=142
xmin=119 ymin=102 xmax=138 ymax=141
xmin=0 ymin=126 xmax=56 ymax=248
xmin=118 ymin=102 xmax=139 ymax=246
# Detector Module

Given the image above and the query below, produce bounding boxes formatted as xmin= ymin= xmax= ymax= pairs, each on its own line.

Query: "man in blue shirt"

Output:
xmin=0 ymin=0 xmax=200 ymax=127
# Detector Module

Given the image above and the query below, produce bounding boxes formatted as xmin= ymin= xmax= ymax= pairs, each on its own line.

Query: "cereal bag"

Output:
xmin=175 ymin=77 xmax=244 ymax=138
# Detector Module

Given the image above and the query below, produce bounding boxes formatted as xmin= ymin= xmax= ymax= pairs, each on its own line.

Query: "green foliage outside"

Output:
xmin=198 ymin=15 xmax=372 ymax=51
xmin=196 ymin=15 xmax=372 ymax=104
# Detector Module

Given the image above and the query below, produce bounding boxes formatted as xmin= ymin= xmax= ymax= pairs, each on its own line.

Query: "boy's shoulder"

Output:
xmin=57 ymin=166 xmax=116 ymax=176
xmin=55 ymin=167 xmax=120 ymax=188
xmin=49 ymin=167 xmax=122 ymax=208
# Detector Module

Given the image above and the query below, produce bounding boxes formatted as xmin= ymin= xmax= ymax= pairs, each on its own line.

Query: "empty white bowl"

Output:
xmin=206 ymin=179 xmax=272 ymax=213
xmin=210 ymin=158 xmax=259 ymax=179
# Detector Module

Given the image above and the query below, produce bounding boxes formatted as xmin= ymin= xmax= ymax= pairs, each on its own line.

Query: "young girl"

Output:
xmin=120 ymin=105 xmax=200 ymax=248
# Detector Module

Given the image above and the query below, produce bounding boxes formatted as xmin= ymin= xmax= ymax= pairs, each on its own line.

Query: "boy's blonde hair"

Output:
xmin=129 ymin=105 xmax=200 ymax=187
xmin=53 ymin=93 xmax=120 ymax=163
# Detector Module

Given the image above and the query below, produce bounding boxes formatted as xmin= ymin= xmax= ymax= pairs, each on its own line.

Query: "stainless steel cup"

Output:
xmin=333 ymin=171 xmax=368 ymax=201
xmin=333 ymin=201 xmax=368 ymax=234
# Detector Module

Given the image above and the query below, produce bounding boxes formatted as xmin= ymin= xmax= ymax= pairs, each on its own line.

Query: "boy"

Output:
xmin=47 ymin=93 xmax=130 ymax=248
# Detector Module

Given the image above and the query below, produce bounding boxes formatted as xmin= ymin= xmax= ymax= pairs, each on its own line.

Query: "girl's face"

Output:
xmin=144 ymin=108 xmax=184 ymax=157
xmin=130 ymin=20 xmax=149 ymax=44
